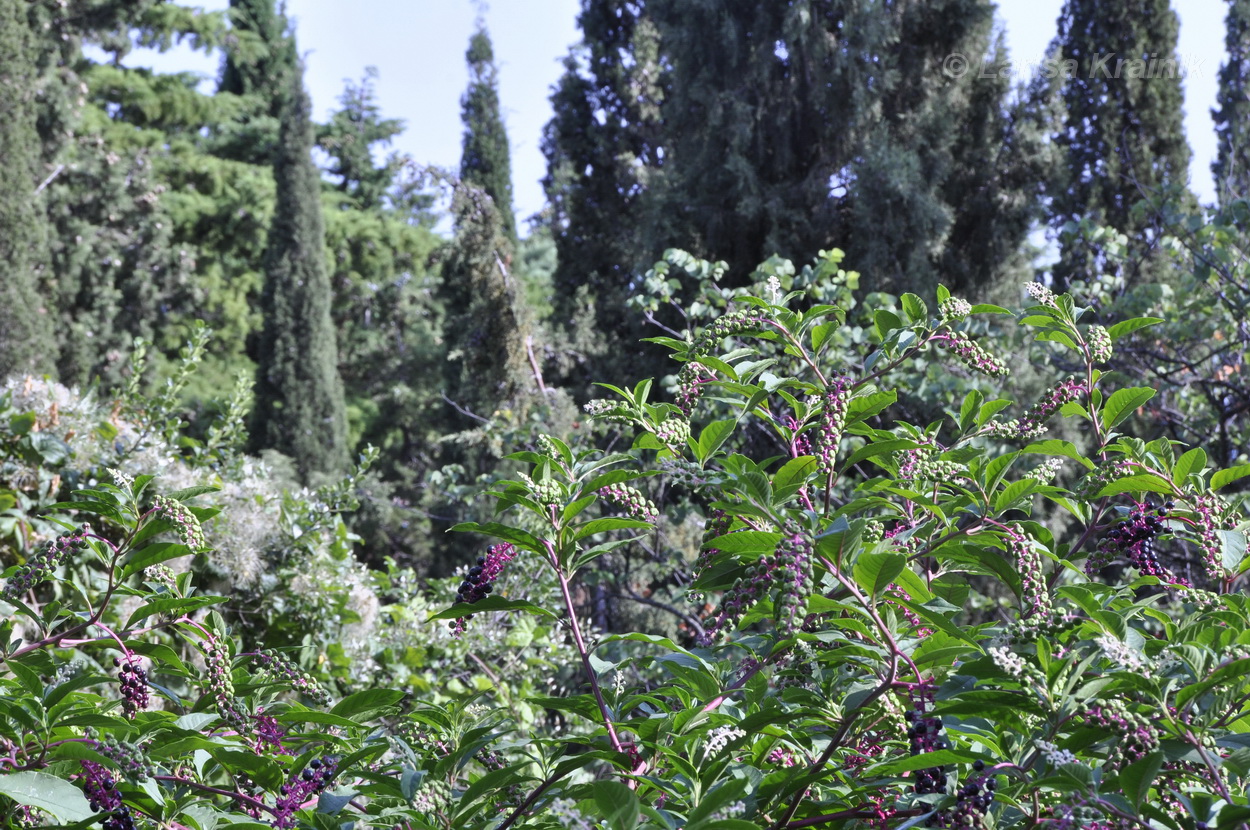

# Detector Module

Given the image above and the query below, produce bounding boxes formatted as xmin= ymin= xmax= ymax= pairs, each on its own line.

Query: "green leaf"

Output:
xmin=447 ymin=522 xmax=543 ymax=553
xmin=853 ymin=551 xmax=905 ymax=598
xmin=969 ymin=303 xmax=1011 ymax=315
xmin=1022 ymin=439 xmax=1095 ymax=471
xmin=871 ymin=749 xmax=977 ymax=776
xmin=900 ymin=293 xmax=928 ymax=324
xmin=164 ymin=485 xmax=221 ymax=502
xmin=696 ymin=419 xmax=736 ymax=463
xmin=1212 ymin=466 xmax=1250 ymax=491
xmin=1107 ymin=317 xmax=1164 ymax=340
xmin=702 ymin=531 xmax=781 ymax=554
xmin=959 ymin=390 xmax=984 ymax=434
xmin=1102 ymin=387 xmax=1156 ymax=430
xmin=0 ymin=772 xmax=93 ymax=822
xmin=330 ymin=689 xmax=406 ymax=720
xmin=1119 ymin=750 xmax=1162 ymax=809
xmin=121 ymin=542 xmax=194 ymax=580
xmin=995 ymin=480 xmax=1038 ymax=514
xmin=592 ymin=780 xmax=640 ymax=830
xmin=772 ymin=456 xmax=818 ymax=502
xmin=874 ymin=309 xmax=902 ymax=339
xmin=1218 ymin=529 xmax=1246 ymax=572
xmin=1172 ymin=448 xmax=1207 ymax=484
xmin=427 ymin=596 xmax=559 ymax=621
xmin=574 ymin=517 xmax=652 ymax=540
xmin=126 ymin=595 xmax=229 ymax=627
xmin=1095 ymin=475 xmax=1176 ymax=498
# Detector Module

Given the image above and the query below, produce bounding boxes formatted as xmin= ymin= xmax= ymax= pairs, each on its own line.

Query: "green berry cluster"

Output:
xmin=598 ymin=483 xmax=658 ymax=522
xmin=2 ymin=524 xmax=90 ymax=600
xmin=152 ymin=495 xmax=208 ymax=550
xmin=253 ymin=651 xmax=331 ymax=706
xmin=691 ymin=310 xmax=769 ymax=357
xmin=654 ymin=417 xmax=690 ymax=450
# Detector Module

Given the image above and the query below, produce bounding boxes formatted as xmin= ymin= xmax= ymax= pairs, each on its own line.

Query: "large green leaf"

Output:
xmin=1102 ymin=387 xmax=1156 ymax=430
xmin=0 ymin=772 xmax=92 ymax=822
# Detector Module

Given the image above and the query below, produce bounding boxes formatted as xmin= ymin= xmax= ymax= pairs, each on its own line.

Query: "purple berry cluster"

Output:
xmin=1088 ymin=500 xmax=1182 ymax=582
xmin=252 ymin=711 xmax=290 ymax=756
xmin=598 ymin=483 xmax=658 ymax=523
xmin=253 ymin=651 xmax=331 ymax=705
xmin=2 ymin=524 xmax=89 ymax=600
xmin=935 ymin=331 xmax=1009 ymax=378
xmin=451 ymin=543 xmax=517 ymax=635
xmin=79 ymin=760 xmax=121 ymax=812
xmin=927 ymin=760 xmax=996 ymax=829
xmin=114 ymin=651 xmax=149 ymax=719
xmin=903 ymin=682 xmax=947 ymax=795
xmin=274 ymin=757 xmax=338 ymax=829
xmin=812 ymin=377 xmax=850 ymax=475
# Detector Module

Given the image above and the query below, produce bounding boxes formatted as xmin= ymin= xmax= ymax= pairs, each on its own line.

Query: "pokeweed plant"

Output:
xmin=443 ymin=278 xmax=1250 ymax=829
xmin=2 ymin=276 xmax=1250 ymax=830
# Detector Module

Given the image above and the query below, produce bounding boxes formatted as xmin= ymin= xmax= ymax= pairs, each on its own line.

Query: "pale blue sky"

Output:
xmin=132 ymin=1 xmax=1226 ymax=235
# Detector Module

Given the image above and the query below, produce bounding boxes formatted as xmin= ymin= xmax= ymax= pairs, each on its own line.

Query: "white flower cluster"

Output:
xmin=710 ymin=801 xmax=748 ymax=820
xmin=989 ymin=646 xmax=1026 ymax=678
xmin=1095 ymin=635 xmax=1147 ymax=671
xmin=1035 ymin=738 xmax=1078 ymax=766
xmin=703 ymin=726 xmax=747 ymax=760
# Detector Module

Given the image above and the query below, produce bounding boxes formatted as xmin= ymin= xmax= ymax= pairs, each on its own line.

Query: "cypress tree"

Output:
xmin=460 ymin=25 xmax=516 ymax=245
xmin=216 ymin=0 xmax=287 ymax=165
xmin=1214 ymin=0 xmax=1250 ymax=206
xmin=1049 ymin=0 xmax=1192 ymax=289
xmin=0 ymin=0 xmax=56 ymax=378
xmin=251 ymin=51 xmax=350 ymax=479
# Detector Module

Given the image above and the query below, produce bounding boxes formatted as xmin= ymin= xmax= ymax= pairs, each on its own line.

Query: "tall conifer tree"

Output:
xmin=251 ymin=47 xmax=350 ymax=479
xmin=1214 ymin=0 xmax=1250 ymax=206
xmin=0 ymin=0 xmax=56 ymax=378
xmin=1049 ymin=0 xmax=1192 ymax=289
xmin=216 ymin=0 xmax=287 ymax=164
xmin=459 ymin=25 xmax=516 ymax=244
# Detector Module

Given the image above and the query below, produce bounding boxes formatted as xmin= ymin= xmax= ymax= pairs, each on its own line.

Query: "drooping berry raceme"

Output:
xmin=689 ymin=510 xmax=732 ymax=603
xmin=812 ymin=377 xmax=850 ymax=475
xmin=653 ymin=416 xmax=691 ymax=452
xmin=898 ymin=446 xmax=963 ymax=484
xmin=772 ymin=531 xmax=813 ymax=638
xmin=1007 ymin=528 xmax=1052 ymax=619
xmin=204 ymin=636 xmax=248 ymax=729
xmin=928 ymin=760 xmax=996 ymax=829
xmin=676 ymin=360 xmax=712 ymax=416
xmin=151 ymin=495 xmax=208 ymax=550
xmin=1083 ymin=700 xmax=1160 ymax=769
xmin=699 ymin=529 xmax=813 ymax=643
xmin=1193 ymin=493 xmax=1231 ymax=581
xmin=2 ymin=524 xmax=90 ymax=600
xmin=1088 ymin=500 xmax=1184 ymax=583
xmin=598 ymin=484 xmax=658 ymax=523
xmin=273 ymin=756 xmax=338 ymax=829
xmin=690 ymin=309 xmax=770 ymax=357
xmin=88 ymin=733 xmax=155 ymax=781
xmin=583 ymin=398 xmax=636 ymax=425
xmin=987 ymin=376 xmax=1086 ymax=439
xmin=451 ymin=543 xmax=517 ymax=635
xmin=252 ymin=651 xmax=332 ymax=706
xmin=114 ymin=651 xmax=149 ymax=719
xmin=79 ymin=760 xmax=122 ymax=814
xmin=903 ymin=680 xmax=947 ymax=795
xmin=934 ymin=331 xmax=1009 ymax=378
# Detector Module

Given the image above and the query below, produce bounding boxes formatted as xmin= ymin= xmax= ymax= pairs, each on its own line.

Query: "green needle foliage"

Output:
xmin=1214 ymin=0 xmax=1250 ymax=207
xmin=251 ymin=54 xmax=350 ymax=480
xmin=460 ymin=25 xmax=517 ymax=245
xmin=0 ymin=0 xmax=56 ymax=378
xmin=1048 ymin=0 xmax=1193 ymax=289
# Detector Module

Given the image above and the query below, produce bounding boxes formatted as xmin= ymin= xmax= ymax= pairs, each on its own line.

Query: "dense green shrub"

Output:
xmin=2 ymin=275 xmax=1250 ymax=829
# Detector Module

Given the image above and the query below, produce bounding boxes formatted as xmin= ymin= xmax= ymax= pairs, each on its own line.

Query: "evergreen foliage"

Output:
xmin=543 ymin=0 xmax=1048 ymax=391
xmin=1048 ymin=0 xmax=1192 ymax=289
xmin=215 ymin=0 xmax=288 ymax=165
xmin=1214 ymin=0 xmax=1250 ymax=206
xmin=318 ymin=68 xmax=406 ymax=210
xmin=251 ymin=58 xmax=350 ymax=479
xmin=459 ymin=26 xmax=517 ymax=244
xmin=0 ymin=0 xmax=56 ymax=378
